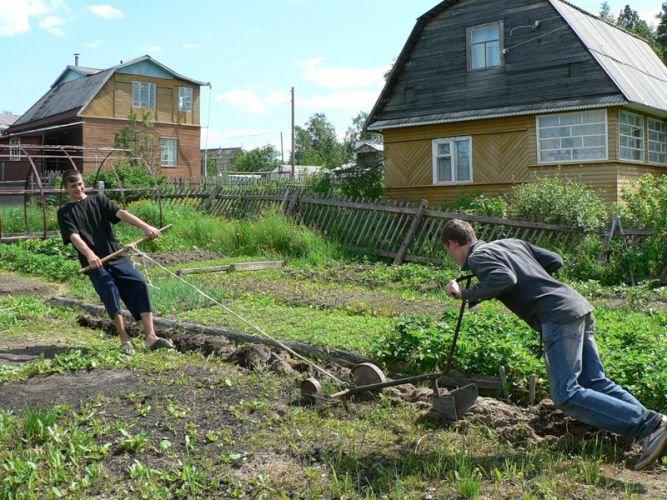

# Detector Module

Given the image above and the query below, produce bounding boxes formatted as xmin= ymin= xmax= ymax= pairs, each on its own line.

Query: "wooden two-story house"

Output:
xmin=0 ymin=55 xmax=205 ymax=181
xmin=366 ymin=0 xmax=667 ymax=206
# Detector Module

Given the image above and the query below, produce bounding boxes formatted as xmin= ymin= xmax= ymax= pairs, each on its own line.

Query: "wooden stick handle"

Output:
xmin=79 ymin=224 xmax=172 ymax=273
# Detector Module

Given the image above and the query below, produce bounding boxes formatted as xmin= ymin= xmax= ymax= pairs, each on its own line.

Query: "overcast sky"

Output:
xmin=0 ymin=0 xmax=663 ymax=155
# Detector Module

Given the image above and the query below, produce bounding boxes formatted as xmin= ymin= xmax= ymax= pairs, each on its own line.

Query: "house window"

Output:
xmin=178 ymin=87 xmax=193 ymax=112
xmin=160 ymin=138 xmax=178 ymax=167
xmin=537 ymin=110 xmax=607 ymax=163
xmin=648 ymin=118 xmax=667 ymax=165
xmin=9 ymin=138 xmax=20 ymax=161
xmin=432 ymin=137 xmax=472 ymax=184
xmin=619 ymin=111 xmax=644 ymax=161
xmin=132 ymin=81 xmax=156 ymax=109
xmin=468 ymin=22 xmax=503 ymax=70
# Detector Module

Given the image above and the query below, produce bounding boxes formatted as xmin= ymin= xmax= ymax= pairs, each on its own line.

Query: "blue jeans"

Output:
xmin=542 ymin=313 xmax=662 ymax=439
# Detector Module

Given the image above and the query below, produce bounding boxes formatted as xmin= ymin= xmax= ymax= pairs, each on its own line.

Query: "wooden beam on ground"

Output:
xmin=50 ymin=296 xmax=370 ymax=367
xmin=176 ymin=260 xmax=285 ymax=276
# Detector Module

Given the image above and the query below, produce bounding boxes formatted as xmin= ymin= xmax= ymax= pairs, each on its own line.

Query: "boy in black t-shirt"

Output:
xmin=57 ymin=169 xmax=174 ymax=354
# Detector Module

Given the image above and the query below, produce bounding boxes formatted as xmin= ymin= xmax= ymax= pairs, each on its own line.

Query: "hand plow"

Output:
xmin=301 ymin=275 xmax=479 ymax=422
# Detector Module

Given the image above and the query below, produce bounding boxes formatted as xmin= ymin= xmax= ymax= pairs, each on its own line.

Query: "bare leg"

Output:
xmin=113 ymin=314 xmax=131 ymax=344
xmin=140 ymin=312 xmax=159 ymax=348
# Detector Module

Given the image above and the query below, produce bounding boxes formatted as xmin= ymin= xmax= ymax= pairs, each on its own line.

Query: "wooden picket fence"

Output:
xmin=153 ymin=184 xmax=653 ymax=266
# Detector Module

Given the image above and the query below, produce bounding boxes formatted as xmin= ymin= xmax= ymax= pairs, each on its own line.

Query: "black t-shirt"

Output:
xmin=57 ymin=194 xmax=128 ymax=267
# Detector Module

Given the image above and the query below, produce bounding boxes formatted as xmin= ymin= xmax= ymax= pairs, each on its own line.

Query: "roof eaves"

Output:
xmin=367 ymin=98 xmax=627 ymax=131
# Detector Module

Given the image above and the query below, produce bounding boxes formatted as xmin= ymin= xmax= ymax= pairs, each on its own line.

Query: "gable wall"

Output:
xmin=375 ymin=0 xmax=621 ymax=122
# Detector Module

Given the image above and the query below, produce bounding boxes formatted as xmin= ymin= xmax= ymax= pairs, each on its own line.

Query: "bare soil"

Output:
xmin=0 ymin=271 xmax=58 ymax=297
xmin=142 ymin=250 xmax=223 ymax=267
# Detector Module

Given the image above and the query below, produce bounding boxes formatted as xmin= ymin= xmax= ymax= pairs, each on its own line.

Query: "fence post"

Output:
xmin=97 ymin=180 xmax=105 ymax=195
xmin=394 ymin=199 xmax=428 ymax=265
xmin=597 ymin=214 xmax=617 ymax=264
xmin=202 ymin=185 xmax=222 ymax=211
xmin=285 ymin=187 xmax=302 ymax=218
xmin=280 ymin=188 xmax=292 ymax=215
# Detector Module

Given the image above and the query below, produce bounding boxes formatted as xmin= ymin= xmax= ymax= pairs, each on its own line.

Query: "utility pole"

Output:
xmin=280 ymin=131 xmax=284 ymax=164
xmin=291 ymin=86 xmax=295 ymax=179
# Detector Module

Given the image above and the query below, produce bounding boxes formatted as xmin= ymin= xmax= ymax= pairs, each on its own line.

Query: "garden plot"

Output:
xmin=0 ymin=273 xmax=665 ymax=496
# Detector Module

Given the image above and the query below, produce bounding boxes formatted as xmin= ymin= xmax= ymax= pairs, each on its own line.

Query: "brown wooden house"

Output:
xmin=366 ymin=0 xmax=667 ymax=206
xmin=0 ymin=55 xmax=206 ymax=181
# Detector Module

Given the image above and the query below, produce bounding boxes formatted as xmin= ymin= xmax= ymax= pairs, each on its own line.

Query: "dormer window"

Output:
xmin=132 ymin=81 xmax=156 ymax=109
xmin=468 ymin=22 xmax=503 ymax=71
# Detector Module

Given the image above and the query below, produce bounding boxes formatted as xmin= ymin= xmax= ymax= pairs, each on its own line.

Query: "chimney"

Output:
xmin=74 ymin=53 xmax=80 ymax=66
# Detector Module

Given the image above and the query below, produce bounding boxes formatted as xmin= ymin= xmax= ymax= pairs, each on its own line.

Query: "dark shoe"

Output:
xmin=148 ymin=337 xmax=175 ymax=351
xmin=633 ymin=416 xmax=667 ymax=471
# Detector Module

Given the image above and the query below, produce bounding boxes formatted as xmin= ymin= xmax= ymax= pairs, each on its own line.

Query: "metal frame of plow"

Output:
xmin=0 ymin=144 xmax=165 ymax=241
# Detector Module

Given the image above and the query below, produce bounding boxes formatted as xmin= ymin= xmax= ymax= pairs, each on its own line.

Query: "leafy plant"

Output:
xmin=509 ymin=175 xmax=607 ymax=231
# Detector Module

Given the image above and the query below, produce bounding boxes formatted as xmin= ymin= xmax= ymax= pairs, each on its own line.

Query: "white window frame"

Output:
xmin=160 ymin=137 xmax=178 ymax=167
xmin=132 ymin=81 xmax=156 ymax=109
xmin=467 ymin=21 xmax=504 ymax=71
xmin=432 ymin=136 xmax=473 ymax=185
xmin=536 ymin=110 xmax=608 ymax=164
xmin=648 ymin=117 xmax=667 ymax=166
xmin=178 ymin=87 xmax=193 ymax=112
xmin=9 ymin=137 xmax=20 ymax=161
xmin=619 ymin=110 xmax=644 ymax=162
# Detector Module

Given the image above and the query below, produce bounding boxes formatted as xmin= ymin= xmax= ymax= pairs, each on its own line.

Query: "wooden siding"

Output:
xmin=384 ymin=115 xmax=531 ymax=189
xmin=81 ymin=73 xmax=200 ymax=126
xmin=81 ymin=118 xmax=201 ymax=178
xmin=383 ymin=111 xmax=667 ymax=207
xmin=374 ymin=0 xmax=621 ymax=122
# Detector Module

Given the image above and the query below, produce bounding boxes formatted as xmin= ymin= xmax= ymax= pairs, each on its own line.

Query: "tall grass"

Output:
xmin=0 ymin=201 xmax=338 ymax=281
xmin=0 ymin=204 xmax=59 ymax=234
xmin=117 ymin=201 xmax=338 ymax=266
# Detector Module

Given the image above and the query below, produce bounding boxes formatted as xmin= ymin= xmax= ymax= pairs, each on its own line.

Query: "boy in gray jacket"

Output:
xmin=442 ymin=219 xmax=665 ymax=470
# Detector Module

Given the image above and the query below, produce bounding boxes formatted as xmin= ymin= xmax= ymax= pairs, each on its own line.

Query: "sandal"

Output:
xmin=148 ymin=337 xmax=175 ymax=351
xmin=120 ymin=341 xmax=135 ymax=355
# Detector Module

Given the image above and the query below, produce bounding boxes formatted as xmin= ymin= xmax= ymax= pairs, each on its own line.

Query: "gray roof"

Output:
xmin=13 ymin=68 xmax=113 ymax=127
xmin=11 ymin=55 xmax=206 ymax=130
xmin=367 ymin=0 xmax=667 ymax=131
xmin=551 ymin=0 xmax=667 ymax=114
xmin=0 ymin=113 xmax=19 ymax=131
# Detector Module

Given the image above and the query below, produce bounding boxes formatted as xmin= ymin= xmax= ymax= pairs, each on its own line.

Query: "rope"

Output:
xmin=128 ymin=245 xmax=346 ymax=386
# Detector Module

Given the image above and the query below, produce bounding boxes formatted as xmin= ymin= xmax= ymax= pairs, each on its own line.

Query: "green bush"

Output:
xmin=510 ymin=176 xmax=607 ymax=231
xmin=441 ymin=191 xmax=509 ymax=218
xmin=622 ymin=174 xmax=667 ymax=280
xmin=85 ymin=162 xmax=165 ymax=202
xmin=337 ymin=161 xmax=385 ymax=200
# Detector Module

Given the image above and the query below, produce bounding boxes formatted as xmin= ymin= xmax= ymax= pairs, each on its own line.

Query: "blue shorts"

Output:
xmin=86 ymin=261 xmax=152 ymax=321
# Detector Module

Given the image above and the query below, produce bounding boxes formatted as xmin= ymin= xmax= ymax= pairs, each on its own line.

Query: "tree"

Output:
xmin=615 ymin=4 xmax=661 ymax=59
xmin=658 ymin=2 xmax=667 ymax=62
xmin=599 ymin=1 xmax=615 ymax=23
xmin=341 ymin=111 xmax=383 ymax=162
xmin=231 ymin=145 xmax=280 ymax=172
xmin=113 ymin=110 xmax=160 ymax=173
xmin=294 ymin=113 xmax=346 ymax=168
